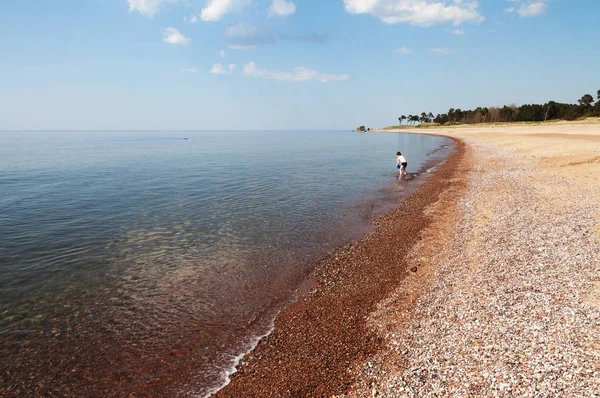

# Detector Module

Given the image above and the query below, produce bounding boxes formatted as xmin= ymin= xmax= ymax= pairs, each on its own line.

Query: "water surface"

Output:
xmin=0 ymin=130 xmax=452 ymax=396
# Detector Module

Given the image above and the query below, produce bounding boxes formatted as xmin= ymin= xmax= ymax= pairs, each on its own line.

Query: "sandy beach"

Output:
xmin=345 ymin=122 xmax=600 ymax=396
xmin=216 ymin=121 xmax=600 ymax=397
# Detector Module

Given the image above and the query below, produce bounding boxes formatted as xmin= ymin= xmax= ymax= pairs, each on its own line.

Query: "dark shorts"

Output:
xmin=401 ymin=162 xmax=407 ymax=167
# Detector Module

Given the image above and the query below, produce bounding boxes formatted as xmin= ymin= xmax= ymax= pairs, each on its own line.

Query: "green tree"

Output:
xmin=578 ymin=94 xmax=594 ymax=107
xmin=401 ymin=115 xmax=407 ymax=125
xmin=597 ymin=90 xmax=600 ymax=101
xmin=454 ymin=109 xmax=463 ymax=122
xmin=428 ymin=112 xmax=434 ymax=122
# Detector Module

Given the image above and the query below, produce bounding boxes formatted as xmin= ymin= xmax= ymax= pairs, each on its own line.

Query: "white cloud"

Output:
xmin=343 ymin=0 xmax=485 ymax=27
xmin=209 ymin=63 xmax=237 ymax=74
xmin=268 ymin=0 xmax=296 ymax=17
xmin=242 ymin=62 xmax=349 ymax=83
xmin=395 ymin=47 xmax=413 ymax=54
xmin=128 ymin=0 xmax=177 ymax=17
xmin=163 ymin=28 xmax=191 ymax=45
xmin=220 ymin=50 xmax=228 ymax=58
xmin=506 ymin=0 xmax=550 ymax=17
xmin=433 ymin=47 xmax=455 ymax=55
xmin=453 ymin=28 xmax=465 ymax=35
xmin=201 ymin=0 xmax=251 ymax=22
xmin=128 ymin=0 xmax=161 ymax=16
xmin=184 ymin=14 xmax=198 ymax=23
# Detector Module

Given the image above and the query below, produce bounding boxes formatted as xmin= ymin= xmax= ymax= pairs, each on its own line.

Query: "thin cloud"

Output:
xmin=184 ymin=14 xmax=198 ymax=23
xmin=209 ymin=63 xmax=237 ymax=74
xmin=228 ymin=44 xmax=257 ymax=50
xmin=225 ymin=22 xmax=275 ymax=48
xmin=433 ymin=48 xmax=456 ymax=55
xmin=506 ymin=0 xmax=550 ymax=18
xmin=225 ymin=23 xmax=327 ymax=49
xmin=242 ymin=62 xmax=349 ymax=83
xmin=163 ymin=28 xmax=190 ymax=45
xmin=453 ymin=28 xmax=465 ymax=35
xmin=343 ymin=0 xmax=485 ymax=27
xmin=278 ymin=32 xmax=328 ymax=43
xmin=395 ymin=47 xmax=413 ymax=54
xmin=177 ymin=68 xmax=200 ymax=74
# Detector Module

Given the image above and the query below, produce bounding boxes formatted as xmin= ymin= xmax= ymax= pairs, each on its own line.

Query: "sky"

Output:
xmin=1 ymin=0 xmax=599 ymax=130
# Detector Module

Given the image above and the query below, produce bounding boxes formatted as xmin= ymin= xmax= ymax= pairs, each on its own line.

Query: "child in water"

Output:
xmin=396 ymin=152 xmax=407 ymax=177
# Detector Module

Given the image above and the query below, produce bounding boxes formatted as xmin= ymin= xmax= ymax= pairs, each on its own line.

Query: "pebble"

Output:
xmin=345 ymin=141 xmax=600 ymax=397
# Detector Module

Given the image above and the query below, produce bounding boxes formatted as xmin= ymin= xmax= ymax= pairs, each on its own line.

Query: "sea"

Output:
xmin=0 ymin=130 xmax=453 ymax=397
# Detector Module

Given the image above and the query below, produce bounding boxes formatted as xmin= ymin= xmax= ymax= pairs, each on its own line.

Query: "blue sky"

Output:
xmin=1 ymin=0 xmax=598 ymax=130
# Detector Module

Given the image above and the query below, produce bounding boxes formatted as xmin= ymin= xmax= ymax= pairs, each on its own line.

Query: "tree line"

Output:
xmin=397 ymin=90 xmax=600 ymax=126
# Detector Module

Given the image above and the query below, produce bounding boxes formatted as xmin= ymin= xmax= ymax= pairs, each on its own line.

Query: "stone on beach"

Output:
xmin=346 ymin=126 xmax=600 ymax=397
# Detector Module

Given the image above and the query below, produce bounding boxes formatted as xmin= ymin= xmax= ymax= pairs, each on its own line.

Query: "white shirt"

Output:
xmin=397 ymin=155 xmax=407 ymax=165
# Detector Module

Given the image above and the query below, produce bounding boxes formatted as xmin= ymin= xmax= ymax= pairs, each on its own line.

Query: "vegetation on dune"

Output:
xmin=396 ymin=90 xmax=600 ymax=127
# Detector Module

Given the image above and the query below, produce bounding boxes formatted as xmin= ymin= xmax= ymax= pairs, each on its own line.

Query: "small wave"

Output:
xmin=200 ymin=316 xmax=277 ymax=398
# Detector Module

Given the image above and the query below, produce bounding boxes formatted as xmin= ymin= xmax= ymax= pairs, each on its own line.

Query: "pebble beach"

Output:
xmin=216 ymin=122 xmax=600 ymax=397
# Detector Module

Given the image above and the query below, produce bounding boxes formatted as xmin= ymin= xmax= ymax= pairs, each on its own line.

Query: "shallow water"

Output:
xmin=0 ymin=130 xmax=452 ymax=396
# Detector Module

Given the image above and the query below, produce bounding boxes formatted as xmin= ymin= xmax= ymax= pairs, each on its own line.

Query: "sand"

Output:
xmin=215 ymin=122 xmax=600 ymax=397
xmin=344 ymin=122 xmax=600 ymax=396
xmin=214 ymin=140 xmax=469 ymax=397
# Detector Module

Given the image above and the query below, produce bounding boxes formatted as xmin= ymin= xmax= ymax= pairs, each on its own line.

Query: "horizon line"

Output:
xmin=0 ymin=128 xmax=355 ymax=132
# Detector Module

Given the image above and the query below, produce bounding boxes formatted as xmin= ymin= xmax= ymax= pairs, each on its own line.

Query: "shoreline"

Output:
xmin=214 ymin=137 xmax=468 ymax=397
xmin=344 ymin=124 xmax=600 ymax=396
xmin=376 ymin=117 xmax=600 ymax=132
xmin=202 ymin=137 xmax=456 ymax=397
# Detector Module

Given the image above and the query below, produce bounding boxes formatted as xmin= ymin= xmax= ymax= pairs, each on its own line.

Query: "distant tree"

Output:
xmin=517 ymin=104 xmax=544 ymax=122
xmin=499 ymin=105 xmax=515 ymax=122
xmin=401 ymin=115 xmax=407 ymax=125
xmin=434 ymin=113 xmax=449 ymax=125
xmin=578 ymin=94 xmax=594 ymax=107
xmin=398 ymin=117 xmax=402 ymax=126
xmin=544 ymin=101 xmax=556 ymax=121
xmin=405 ymin=86 xmax=600 ymax=127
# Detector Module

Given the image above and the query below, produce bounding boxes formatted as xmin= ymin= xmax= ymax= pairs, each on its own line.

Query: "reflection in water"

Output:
xmin=0 ymin=130 xmax=453 ymax=397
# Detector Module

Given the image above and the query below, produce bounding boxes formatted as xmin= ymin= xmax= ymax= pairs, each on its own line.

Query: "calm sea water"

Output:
xmin=0 ymin=130 xmax=452 ymax=397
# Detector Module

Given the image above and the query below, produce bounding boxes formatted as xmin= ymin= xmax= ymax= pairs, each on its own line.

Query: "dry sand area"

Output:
xmin=344 ymin=122 xmax=600 ymax=397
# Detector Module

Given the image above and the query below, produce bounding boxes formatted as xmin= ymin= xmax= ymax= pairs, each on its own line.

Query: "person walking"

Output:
xmin=396 ymin=152 xmax=407 ymax=177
